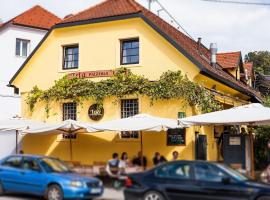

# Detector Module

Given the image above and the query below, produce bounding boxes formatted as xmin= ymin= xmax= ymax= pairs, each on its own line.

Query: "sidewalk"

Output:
xmin=98 ymin=188 xmax=124 ymax=200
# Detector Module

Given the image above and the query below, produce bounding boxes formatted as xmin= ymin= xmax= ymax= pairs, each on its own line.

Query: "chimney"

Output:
xmin=245 ymin=68 xmax=249 ymax=81
xmin=197 ymin=37 xmax=202 ymax=53
xmin=210 ymin=43 xmax=218 ymax=67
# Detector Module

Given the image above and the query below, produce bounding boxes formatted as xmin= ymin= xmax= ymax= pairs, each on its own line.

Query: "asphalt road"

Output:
xmin=0 ymin=188 xmax=124 ymax=200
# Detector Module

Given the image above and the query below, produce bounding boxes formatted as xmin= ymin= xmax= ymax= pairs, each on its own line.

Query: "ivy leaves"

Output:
xmin=26 ymin=68 xmax=221 ymax=116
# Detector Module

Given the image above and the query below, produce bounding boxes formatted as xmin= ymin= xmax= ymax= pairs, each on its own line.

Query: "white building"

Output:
xmin=0 ymin=5 xmax=61 ymax=120
xmin=0 ymin=6 xmax=60 ymax=158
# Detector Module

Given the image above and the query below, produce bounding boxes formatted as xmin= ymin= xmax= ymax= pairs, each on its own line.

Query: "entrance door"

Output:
xmin=195 ymin=134 xmax=207 ymax=160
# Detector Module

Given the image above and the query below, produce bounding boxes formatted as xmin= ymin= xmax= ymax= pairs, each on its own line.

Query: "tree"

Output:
xmin=254 ymin=96 xmax=270 ymax=170
xmin=245 ymin=51 xmax=270 ymax=74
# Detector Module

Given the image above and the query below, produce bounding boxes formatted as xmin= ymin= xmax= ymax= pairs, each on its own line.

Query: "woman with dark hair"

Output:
xmin=119 ymin=152 xmax=129 ymax=173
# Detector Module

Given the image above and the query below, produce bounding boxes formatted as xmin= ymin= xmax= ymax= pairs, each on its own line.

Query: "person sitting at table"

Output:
xmin=119 ymin=152 xmax=129 ymax=174
xmin=172 ymin=151 xmax=179 ymax=161
xmin=132 ymin=151 xmax=147 ymax=169
xmin=153 ymin=152 xmax=167 ymax=166
xmin=106 ymin=153 xmax=120 ymax=177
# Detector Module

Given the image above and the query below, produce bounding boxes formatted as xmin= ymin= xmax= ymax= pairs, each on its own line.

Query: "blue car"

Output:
xmin=0 ymin=154 xmax=103 ymax=200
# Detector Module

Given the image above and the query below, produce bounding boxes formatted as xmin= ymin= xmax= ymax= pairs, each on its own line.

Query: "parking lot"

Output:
xmin=0 ymin=187 xmax=124 ymax=200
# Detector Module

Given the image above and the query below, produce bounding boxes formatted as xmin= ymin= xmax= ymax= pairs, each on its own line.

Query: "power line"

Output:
xmin=201 ymin=0 xmax=270 ymax=6
xmin=150 ymin=0 xmax=195 ymax=39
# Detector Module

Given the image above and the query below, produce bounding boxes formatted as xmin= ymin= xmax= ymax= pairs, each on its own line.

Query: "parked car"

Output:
xmin=124 ymin=160 xmax=270 ymax=200
xmin=0 ymin=154 xmax=103 ymax=200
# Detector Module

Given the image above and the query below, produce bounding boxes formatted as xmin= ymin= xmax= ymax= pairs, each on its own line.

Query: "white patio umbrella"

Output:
xmin=0 ymin=118 xmax=46 ymax=154
xmin=91 ymin=114 xmax=182 ymax=168
xmin=179 ymin=103 xmax=270 ymax=126
xmin=91 ymin=114 xmax=181 ymax=132
xmin=25 ymin=119 xmax=98 ymax=161
xmin=179 ymin=103 xmax=270 ymax=178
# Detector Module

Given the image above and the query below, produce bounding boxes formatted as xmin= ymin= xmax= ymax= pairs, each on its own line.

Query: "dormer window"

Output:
xmin=15 ymin=38 xmax=30 ymax=57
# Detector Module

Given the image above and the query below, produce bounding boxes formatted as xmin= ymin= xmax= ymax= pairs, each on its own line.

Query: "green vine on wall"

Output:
xmin=26 ymin=68 xmax=221 ymax=117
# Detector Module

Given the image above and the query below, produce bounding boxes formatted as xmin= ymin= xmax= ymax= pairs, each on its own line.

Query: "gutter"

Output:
xmin=7 ymin=84 xmax=20 ymax=95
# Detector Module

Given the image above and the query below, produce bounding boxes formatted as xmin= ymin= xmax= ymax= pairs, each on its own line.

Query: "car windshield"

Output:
xmin=39 ymin=158 xmax=72 ymax=173
xmin=219 ymin=164 xmax=248 ymax=181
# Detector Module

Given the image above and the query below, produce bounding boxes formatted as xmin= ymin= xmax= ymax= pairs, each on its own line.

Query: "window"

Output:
xmin=16 ymin=38 xmax=30 ymax=57
xmin=22 ymin=157 xmax=40 ymax=172
xmin=2 ymin=156 xmax=22 ymax=168
xmin=194 ymin=164 xmax=227 ymax=182
xmin=63 ymin=103 xmax=77 ymax=121
xmin=121 ymin=39 xmax=139 ymax=65
xmin=63 ymin=45 xmax=79 ymax=69
xmin=121 ymin=99 xmax=139 ymax=139
xmin=156 ymin=163 xmax=191 ymax=180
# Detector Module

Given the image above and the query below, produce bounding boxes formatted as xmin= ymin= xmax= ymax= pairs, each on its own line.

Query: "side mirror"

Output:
xmin=222 ymin=177 xmax=231 ymax=185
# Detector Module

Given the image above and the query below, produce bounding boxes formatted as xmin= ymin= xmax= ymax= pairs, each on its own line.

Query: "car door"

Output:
xmin=154 ymin=162 xmax=200 ymax=200
xmin=193 ymin=163 xmax=251 ymax=200
xmin=0 ymin=155 xmax=25 ymax=192
xmin=19 ymin=156 xmax=48 ymax=195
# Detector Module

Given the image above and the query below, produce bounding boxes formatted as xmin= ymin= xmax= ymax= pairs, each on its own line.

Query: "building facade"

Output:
xmin=9 ymin=0 xmax=260 ymax=166
xmin=0 ymin=5 xmax=61 ymax=119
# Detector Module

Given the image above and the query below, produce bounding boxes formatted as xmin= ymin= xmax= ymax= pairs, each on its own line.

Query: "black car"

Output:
xmin=124 ymin=160 xmax=270 ymax=200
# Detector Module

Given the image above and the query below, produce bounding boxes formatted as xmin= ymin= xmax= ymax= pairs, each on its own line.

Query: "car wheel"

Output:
xmin=0 ymin=181 xmax=4 ymax=195
xmin=143 ymin=191 xmax=164 ymax=200
xmin=257 ymin=196 xmax=270 ymax=200
xmin=46 ymin=184 xmax=63 ymax=200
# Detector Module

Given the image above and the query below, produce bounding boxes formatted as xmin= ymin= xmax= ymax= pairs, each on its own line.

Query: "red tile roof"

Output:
xmin=244 ymin=62 xmax=254 ymax=77
xmin=1 ymin=5 xmax=61 ymax=30
xmin=217 ymin=52 xmax=241 ymax=69
xmin=11 ymin=0 xmax=260 ymax=101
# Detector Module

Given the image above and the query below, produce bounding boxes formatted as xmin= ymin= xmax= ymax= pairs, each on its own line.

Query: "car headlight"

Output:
xmin=70 ymin=181 xmax=84 ymax=187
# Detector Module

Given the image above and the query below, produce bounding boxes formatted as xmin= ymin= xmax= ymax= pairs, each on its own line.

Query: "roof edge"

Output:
xmin=10 ymin=13 xmax=260 ymax=101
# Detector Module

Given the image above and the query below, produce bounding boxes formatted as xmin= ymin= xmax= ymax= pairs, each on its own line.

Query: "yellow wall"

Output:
xmin=22 ymin=96 xmax=218 ymax=166
xmin=12 ymin=17 xmax=245 ymax=166
xmin=13 ymin=18 xmax=199 ymax=92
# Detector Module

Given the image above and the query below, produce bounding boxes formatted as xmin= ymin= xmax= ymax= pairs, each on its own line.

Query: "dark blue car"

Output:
xmin=0 ymin=154 xmax=103 ymax=200
xmin=124 ymin=160 xmax=270 ymax=200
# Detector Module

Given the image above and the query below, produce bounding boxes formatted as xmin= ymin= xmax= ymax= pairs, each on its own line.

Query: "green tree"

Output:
xmin=245 ymin=51 xmax=270 ymax=74
xmin=254 ymin=96 xmax=270 ymax=170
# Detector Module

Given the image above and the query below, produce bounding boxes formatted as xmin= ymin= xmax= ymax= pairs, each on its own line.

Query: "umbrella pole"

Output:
xmin=140 ymin=131 xmax=144 ymax=170
xmin=15 ymin=130 xmax=18 ymax=154
xmin=249 ymin=131 xmax=255 ymax=178
xmin=69 ymin=136 xmax=73 ymax=161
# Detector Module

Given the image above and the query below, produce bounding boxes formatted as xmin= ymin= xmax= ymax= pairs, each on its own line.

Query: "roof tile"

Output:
xmin=1 ymin=5 xmax=61 ymax=30
xmin=217 ymin=52 xmax=241 ymax=69
xmin=26 ymin=0 xmax=262 ymax=100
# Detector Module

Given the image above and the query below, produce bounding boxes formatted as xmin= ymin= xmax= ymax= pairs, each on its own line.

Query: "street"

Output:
xmin=0 ymin=188 xmax=124 ymax=200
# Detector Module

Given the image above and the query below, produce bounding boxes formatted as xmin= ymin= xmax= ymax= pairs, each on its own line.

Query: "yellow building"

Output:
xmin=9 ymin=0 xmax=260 ymax=167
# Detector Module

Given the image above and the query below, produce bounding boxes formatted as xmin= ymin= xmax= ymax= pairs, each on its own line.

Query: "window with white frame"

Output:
xmin=15 ymin=38 xmax=30 ymax=57
xmin=63 ymin=45 xmax=79 ymax=70
xmin=120 ymin=99 xmax=139 ymax=139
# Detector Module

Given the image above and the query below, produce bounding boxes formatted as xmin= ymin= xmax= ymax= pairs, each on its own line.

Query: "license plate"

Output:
xmin=90 ymin=188 xmax=102 ymax=194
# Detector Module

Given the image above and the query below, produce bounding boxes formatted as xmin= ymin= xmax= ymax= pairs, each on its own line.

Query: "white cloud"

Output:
xmin=0 ymin=0 xmax=269 ymax=55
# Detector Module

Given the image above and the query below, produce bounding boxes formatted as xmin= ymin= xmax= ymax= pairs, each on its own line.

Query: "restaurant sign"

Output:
xmin=68 ymin=70 xmax=115 ymax=79
xmin=88 ymin=104 xmax=104 ymax=121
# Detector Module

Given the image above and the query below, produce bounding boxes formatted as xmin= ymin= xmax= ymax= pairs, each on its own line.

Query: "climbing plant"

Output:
xmin=26 ymin=68 xmax=221 ymax=116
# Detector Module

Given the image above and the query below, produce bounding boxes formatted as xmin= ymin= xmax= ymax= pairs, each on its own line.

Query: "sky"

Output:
xmin=0 ymin=0 xmax=270 ymax=56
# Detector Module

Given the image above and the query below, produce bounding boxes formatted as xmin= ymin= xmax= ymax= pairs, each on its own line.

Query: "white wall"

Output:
xmin=0 ymin=131 xmax=23 ymax=159
xmin=0 ymin=24 xmax=47 ymax=118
